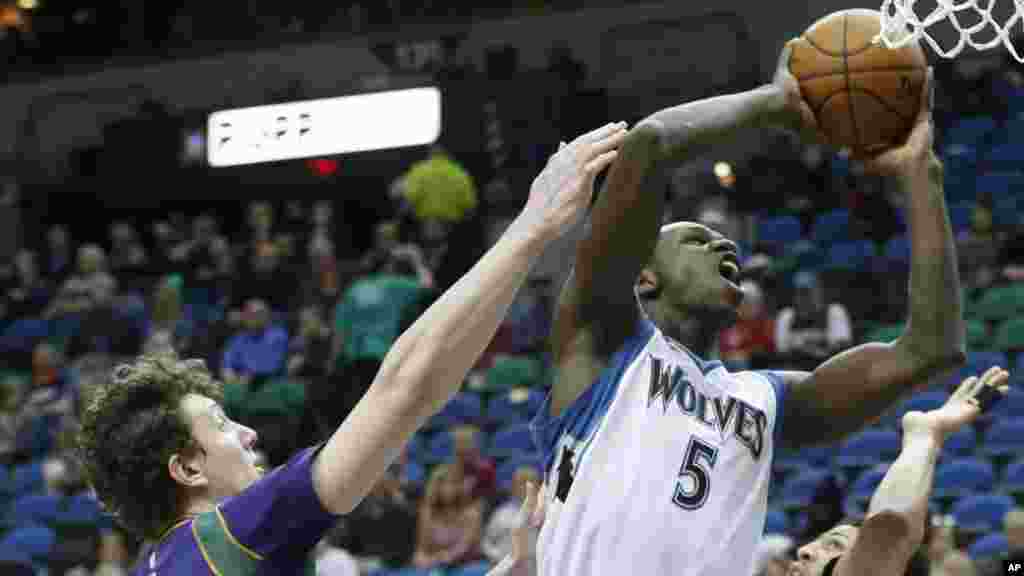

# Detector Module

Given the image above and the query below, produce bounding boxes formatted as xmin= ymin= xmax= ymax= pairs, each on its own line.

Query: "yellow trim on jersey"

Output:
xmin=155 ymin=517 xmax=193 ymax=543
xmin=192 ymin=520 xmax=226 ymax=576
xmin=215 ymin=506 xmax=265 ymax=561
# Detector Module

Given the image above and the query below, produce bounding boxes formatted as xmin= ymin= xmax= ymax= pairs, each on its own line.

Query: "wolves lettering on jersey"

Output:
xmin=534 ymin=317 xmax=786 ymax=576
xmin=647 ymin=355 xmax=768 ymax=460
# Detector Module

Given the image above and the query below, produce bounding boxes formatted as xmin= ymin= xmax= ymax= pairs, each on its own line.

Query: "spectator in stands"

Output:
xmin=326 ymin=461 xmax=417 ymax=570
xmin=775 ymin=270 xmax=852 ymax=371
xmin=360 ymin=220 xmax=401 ymax=274
xmin=295 ymin=231 xmax=341 ymax=313
xmin=108 ymin=222 xmax=148 ymax=295
xmin=42 ymin=224 xmax=73 ymax=285
xmin=149 ymin=220 xmax=178 ymax=278
xmin=49 ymin=244 xmax=116 ymax=318
xmin=172 ymin=215 xmax=223 ymax=327
xmin=956 ymin=204 xmax=1000 ymax=294
xmin=147 ymin=279 xmax=189 ymax=355
xmin=452 ymin=424 xmax=496 ymax=502
xmin=288 ymin=306 xmax=332 ymax=380
xmin=1006 ymin=508 xmax=1024 ymax=567
xmin=15 ymin=343 xmax=75 ymax=459
xmin=718 ymin=280 xmax=775 ymax=370
xmin=753 ymin=534 xmax=793 ymax=576
xmin=0 ymin=374 xmax=20 ymax=465
xmin=3 ymin=249 xmax=50 ymax=322
xmin=221 ymin=299 xmax=289 ymax=388
xmin=482 ymin=465 xmax=540 ymax=570
xmin=66 ymin=276 xmax=142 ymax=359
xmin=234 ymin=239 xmax=289 ymax=311
xmin=413 ymin=463 xmax=485 ymax=569
xmin=999 ymin=227 xmax=1024 ymax=282
xmin=332 ymin=247 xmax=432 ymax=367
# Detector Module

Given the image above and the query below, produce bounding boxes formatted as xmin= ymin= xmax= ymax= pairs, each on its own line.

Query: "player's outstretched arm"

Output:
xmin=833 ymin=368 xmax=1009 ymax=576
xmin=775 ymin=69 xmax=967 ymax=449
xmin=549 ymin=45 xmax=806 ymax=416
xmin=310 ymin=123 xmax=627 ymax=515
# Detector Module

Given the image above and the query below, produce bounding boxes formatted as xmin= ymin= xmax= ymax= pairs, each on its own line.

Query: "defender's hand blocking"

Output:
xmin=521 ymin=122 xmax=628 ymax=244
xmin=902 ymin=366 xmax=1010 ymax=440
xmin=860 ymin=67 xmax=936 ymax=179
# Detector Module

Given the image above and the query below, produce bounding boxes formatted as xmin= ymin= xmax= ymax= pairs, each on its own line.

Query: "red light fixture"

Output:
xmin=307 ymin=158 xmax=338 ymax=177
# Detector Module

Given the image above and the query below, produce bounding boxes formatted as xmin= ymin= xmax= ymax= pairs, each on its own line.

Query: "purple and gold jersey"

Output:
xmin=130 ymin=443 xmax=340 ymax=575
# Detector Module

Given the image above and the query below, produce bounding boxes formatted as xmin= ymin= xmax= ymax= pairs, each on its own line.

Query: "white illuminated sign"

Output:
xmin=206 ymin=87 xmax=442 ymax=167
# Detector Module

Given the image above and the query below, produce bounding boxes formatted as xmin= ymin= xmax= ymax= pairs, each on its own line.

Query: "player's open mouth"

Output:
xmin=719 ymin=253 xmax=741 ymax=283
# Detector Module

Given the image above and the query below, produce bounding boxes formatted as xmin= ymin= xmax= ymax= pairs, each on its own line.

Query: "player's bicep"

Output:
xmin=834 ymin=512 xmax=918 ymax=576
xmin=570 ymin=123 xmax=665 ymax=329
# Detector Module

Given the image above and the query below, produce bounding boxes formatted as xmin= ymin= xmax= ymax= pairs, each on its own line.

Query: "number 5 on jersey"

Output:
xmin=674 ymin=437 xmax=718 ymax=510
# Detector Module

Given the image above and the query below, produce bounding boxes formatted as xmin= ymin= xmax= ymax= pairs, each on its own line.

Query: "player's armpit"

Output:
xmin=832 ymin=512 xmax=920 ymax=576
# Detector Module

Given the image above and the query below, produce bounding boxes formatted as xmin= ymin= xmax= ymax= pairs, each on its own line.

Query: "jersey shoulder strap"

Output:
xmin=191 ymin=509 xmax=316 ymax=576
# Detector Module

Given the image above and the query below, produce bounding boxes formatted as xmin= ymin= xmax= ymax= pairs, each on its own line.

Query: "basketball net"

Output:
xmin=878 ymin=0 xmax=1024 ymax=61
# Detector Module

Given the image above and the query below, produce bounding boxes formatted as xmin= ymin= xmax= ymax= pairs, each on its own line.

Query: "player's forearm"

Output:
xmin=865 ymin=428 xmax=940 ymax=543
xmin=898 ymin=155 xmax=967 ymax=373
xmin=645 ymin=84 xmax=787 ymax=163
xmin=380 ymin=216 xmax=546 ymax=409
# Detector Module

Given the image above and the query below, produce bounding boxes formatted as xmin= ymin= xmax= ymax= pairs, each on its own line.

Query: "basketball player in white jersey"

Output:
xmin=534 ymin=42 xmax=965 ymax=575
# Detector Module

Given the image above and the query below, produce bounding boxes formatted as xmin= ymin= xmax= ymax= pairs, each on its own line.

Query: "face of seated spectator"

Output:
xmin=511 ymin=467 xmax=539 ymax=502
xmin=32 ymin=343 xmax=60 ymax=386
xmin=299 ymin=307 xmax=326 ymax=339
xmin=248 ymin=202 xmax=273 ymax=234
xmin=452 ymin=425 xmax=480 ymax=462
xmin=426 ymin=465 xmax=467 ymax=510
xmin=275 ymin=234 xmax=295 ymax=262
xmin=1007 ymin=508 xmax=1024 ymax=551
xmin=77 ymin=244 xmax=106 ymax=277
xmin=243 ymin=300 xmax=271 ymax=333
xmin=313 ymin=200 xmax=331 ymax=228
xmin=14 ymin=250 xmax=37 ymax=285
xmin=252 ymin=242 xmax=279 ymax=272
xmin=738 ymin=280 xmax=766 ymax=321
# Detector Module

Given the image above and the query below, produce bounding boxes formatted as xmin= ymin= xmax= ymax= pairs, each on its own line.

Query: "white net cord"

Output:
xmin=878 ymin=0 xmax=1024 ymax=61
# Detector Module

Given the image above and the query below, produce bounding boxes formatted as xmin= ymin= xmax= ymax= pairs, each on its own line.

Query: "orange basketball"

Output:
xmin=789 ymin=9 xmax=928 ymax=154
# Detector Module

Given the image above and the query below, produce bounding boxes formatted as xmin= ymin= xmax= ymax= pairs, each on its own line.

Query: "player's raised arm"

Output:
xmin=310 ymin=123 xmax=626 ymax=515
xmin=832 ymin=368 xmax=1009 ymax=576
xmin=549 ymin=45 xmax=809 ymax=415
xmin=775 ymin=65 xmax=968 ymax=449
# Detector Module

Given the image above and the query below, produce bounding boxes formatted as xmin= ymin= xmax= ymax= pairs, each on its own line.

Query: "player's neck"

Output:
xmin=644 ymin=299 xmax=718 ymax=357
xmin=180 ymin=496 xmax=218 ymax=519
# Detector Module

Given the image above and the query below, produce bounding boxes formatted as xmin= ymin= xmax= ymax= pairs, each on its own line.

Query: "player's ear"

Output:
xmin=636 ymin=268 xmax=659 ymax=299
xmin=168 ymin=449 xmax=209 ymax=489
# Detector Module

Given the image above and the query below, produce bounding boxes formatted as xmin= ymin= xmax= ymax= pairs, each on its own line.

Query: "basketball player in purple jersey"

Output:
xmin=74 ymin=121 xmax=627 ymax=575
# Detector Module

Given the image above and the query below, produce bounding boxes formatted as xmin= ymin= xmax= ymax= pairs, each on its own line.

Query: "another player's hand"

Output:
xmin=493 ymin=481 xmax=546 ymax=576
xmin=771 ymin=39 xmax=821 ymax=143
xmin=859 ymin=67 xmax=936 ymax=180
xmin=902 ymin=366 xmax=1010 ymax=441
xmin=521 ymin=122 xmax=627 ymax=244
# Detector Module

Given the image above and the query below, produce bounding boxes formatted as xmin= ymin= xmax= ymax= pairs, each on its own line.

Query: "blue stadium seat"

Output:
xmin=945 ymin=117 xmax=996 ymax=147
xmin=942 ymin=427 xmax=977 ymax=457
xmin=993 ymin=194 xmax=1023 ymax=227
xmin=53 ymin=494 xmax=102 ymax=528
xmin=969 ymin=351 xmax=1010 ymax=374
xmin=452 ymin=561 xmax=493 ymax=576
xmin=426 ymin=392 xmax=483 ymax=430
xmin=980 ymin=418 xmax=1024 ymax=460
xmin=948 ymin=202 xmax=974 ymax=234
xmin=780 ymin=469 xmax=830 ymax=511
xmin=975 ymin=172 xmax=1023 ymax=201
xmin=933 ymin=458 xmax=995 ymax=501
xmin=5 ymin=494 xmax=61 ymax=527
xmin=900 ymin=391 xmax=948 ymax=415
xmin=825 ymin=240 xmax=876 ymax=271
xmin=812 ymin=210 xmax=851 ymax=246
xmin=835 ymin=429 xmax=900 ymax=471
xmin=952 ymin=493 xmax=1014 ymax=533
xmin=0 ymin=524 xmax=54 ymax=562
xmin=765 ymin=509 xmax=788 ymax=534
xmin=496 ymin=453 xmax=543 ymax=492
xmin=987 ymin=142 xmax=1024 ymax=164
xmin=1001 ymin=459 xmax=1024 ymax=493
xmin=968 ymin=532 xmax=1009 ymax=560
xmin=883 ymin=235 xmax=910 ymax=263
xmin=488 ymin=424 xmax=537 ymax=459
xmin=423 ymin=431 xmax=455 ymax=464
xmin=9 ymin=461 xmax=43 ymax=497
xmin=758 ymin=215 xmax=803 ymax=249
xmin=784 ymin=240 xmax=825 ymax=270
xmin=843 ymin=464 xmax=887 ymax=517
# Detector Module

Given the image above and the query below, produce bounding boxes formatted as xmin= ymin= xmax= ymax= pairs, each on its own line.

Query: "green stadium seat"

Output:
xmin=865 ymin=324 xmax=903 ymax=344
xmin=484 ymin=355 xmax=542 ymax=391
xmin=994 ymin=317 xmax=1024 ymax=351
xmin=968 ymin=284 xmax=1024 ymax=321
